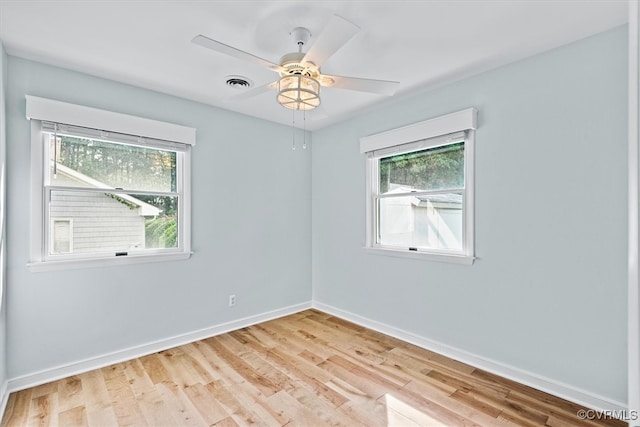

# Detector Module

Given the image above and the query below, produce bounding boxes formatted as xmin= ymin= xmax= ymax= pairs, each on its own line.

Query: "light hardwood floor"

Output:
xmin=0 ymin=309 xmax=625 ymax=426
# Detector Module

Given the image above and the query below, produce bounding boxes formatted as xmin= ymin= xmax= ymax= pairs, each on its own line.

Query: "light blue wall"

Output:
xmin=5 ymin=57 xmax=312 ymax=378
xmin=312 ymin=26 xmax=628 ymax=403
xmin=0 ymin=42 xmax=7 ymax=392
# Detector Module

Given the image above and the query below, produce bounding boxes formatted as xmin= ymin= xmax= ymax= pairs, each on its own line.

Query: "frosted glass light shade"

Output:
xmin=277 ymin=75 xmax=320 ymax=110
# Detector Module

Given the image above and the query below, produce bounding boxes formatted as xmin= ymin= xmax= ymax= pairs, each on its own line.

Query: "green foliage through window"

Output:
xmin=379 ymin=142 xmax=464 ymax=193
xmin=146 ymin=216 xmax=177 ymax=248
xmin=53 ymin=135 xmax=176 ymax=192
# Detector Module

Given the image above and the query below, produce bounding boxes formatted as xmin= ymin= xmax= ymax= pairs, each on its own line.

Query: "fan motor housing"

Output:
xmin=279 ymin=52 xmax=319 ymax=78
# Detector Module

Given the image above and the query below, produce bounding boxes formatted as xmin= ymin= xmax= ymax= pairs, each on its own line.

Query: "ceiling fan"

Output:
xmin=192 ymin=15 xmax=400 ymax=111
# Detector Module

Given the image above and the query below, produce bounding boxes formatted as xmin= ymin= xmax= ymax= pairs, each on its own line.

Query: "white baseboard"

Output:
xmin=0 ymin=381 xmax=8 ymax=420
xmin=7 ymin=301 xmax=312 ymax=393
xmin=312 ymin=301 xmax=627 ymax=414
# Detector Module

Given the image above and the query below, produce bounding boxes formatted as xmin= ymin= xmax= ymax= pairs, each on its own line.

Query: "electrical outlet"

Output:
xmin=228 ymin=294 xmax=236 ymax=307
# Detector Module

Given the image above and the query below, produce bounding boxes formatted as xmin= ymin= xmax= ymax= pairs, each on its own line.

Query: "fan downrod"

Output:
xmin=290 ymin=27 xmax=311 ymax=49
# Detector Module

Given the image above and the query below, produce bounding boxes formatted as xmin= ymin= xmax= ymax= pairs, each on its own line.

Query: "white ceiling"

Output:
xmin=0 ymin=0 xmax=629 ymax=131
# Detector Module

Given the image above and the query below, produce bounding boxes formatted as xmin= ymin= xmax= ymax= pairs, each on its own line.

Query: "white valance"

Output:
xmin=360 ymin=107 xmax=477 ymax=153
xmin=26 ymin=95 xmax=196 ymax=146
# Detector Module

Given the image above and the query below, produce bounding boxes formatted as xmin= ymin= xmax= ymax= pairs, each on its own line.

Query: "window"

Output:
xmin=26 ymin=96 xmax=196 ymax=270
xmin=361 ymin=108 xmax=477 ymax=264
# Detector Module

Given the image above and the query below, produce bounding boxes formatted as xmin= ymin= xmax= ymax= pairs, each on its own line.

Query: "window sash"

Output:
xmin=44 ymin=132 xmax=183 ymax=196
xmin=372 ymin=134 xmax=467 ymax=199
xmin=31 ymin=117 xmax=191 ymax=268
xmin=43 ymin=187 xmax=184 ymax=261
xmin=374 ymin=191 xmax=466 ymax=252
xmin=42 ymin=130 xmax=185 ymax=196
xmin=366 ymin=129 xmax=474 ymax=261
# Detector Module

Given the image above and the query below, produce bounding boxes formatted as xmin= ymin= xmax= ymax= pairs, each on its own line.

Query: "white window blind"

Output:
xmin=41 ymin=121 xmax=189 ymax=152
xmin=371 ymin=131 xmax=466 ymax=159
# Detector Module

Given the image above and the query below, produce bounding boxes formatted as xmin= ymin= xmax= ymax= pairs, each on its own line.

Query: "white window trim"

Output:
xmin=361 ymin=108 xmax=477 ymax=264
xmin=28 ymin=251 xmax=193 ymax=273
xmin=26 ymin=96 xmax=195 ymax=271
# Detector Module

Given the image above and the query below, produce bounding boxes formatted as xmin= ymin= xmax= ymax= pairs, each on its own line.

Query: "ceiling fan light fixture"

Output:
xmin=277 ymin=74 xmax=320 ymax=111
xmin=193 ymin=16 xmax=399 ymax=114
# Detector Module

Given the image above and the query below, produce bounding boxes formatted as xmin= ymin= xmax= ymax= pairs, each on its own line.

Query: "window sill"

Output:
xmin=363 ymin=247 xmax=475 ymax=265
xmin=28 ymin=251 xmax=192 ymax=272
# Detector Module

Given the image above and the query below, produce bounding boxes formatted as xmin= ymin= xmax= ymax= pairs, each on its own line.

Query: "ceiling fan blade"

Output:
xmin=192 ymin=35 xmax=283 ymax=73
xmin=228 ymin=81 xmax=277 ymax=101
xmin=302 ymin=15 xmax=360 ymax=68
xmin=321 ymin=74 xmax=400 ymax=96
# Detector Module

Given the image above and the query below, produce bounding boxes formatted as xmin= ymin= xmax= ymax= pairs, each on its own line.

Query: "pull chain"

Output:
xmin=292 ymin=109 xmax=296 ymax=150
xmin=303 ymin=110 xmax=307 ymax=150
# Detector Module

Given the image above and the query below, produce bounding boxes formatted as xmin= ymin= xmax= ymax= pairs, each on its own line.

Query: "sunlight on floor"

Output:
xmin=384 ymin=393 xmax=448 ymax=426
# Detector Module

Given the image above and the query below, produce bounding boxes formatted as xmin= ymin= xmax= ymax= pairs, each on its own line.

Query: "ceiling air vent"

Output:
xmin=225 ymin=75 xmax=253 ymax=89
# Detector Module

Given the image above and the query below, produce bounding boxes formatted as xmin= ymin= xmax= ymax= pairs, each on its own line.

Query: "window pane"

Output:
xmin=49 ymin=189 xmax=178 ymax=255
xmin=48 ymin=134 xmax=176 ymax=192
xmin=379 ymin=142 xmax=464 ymax=194
xmin=378 ymin=193 xmax=463 ymax=251
xmin=52 ymin=220 xmax=71 ymax=254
